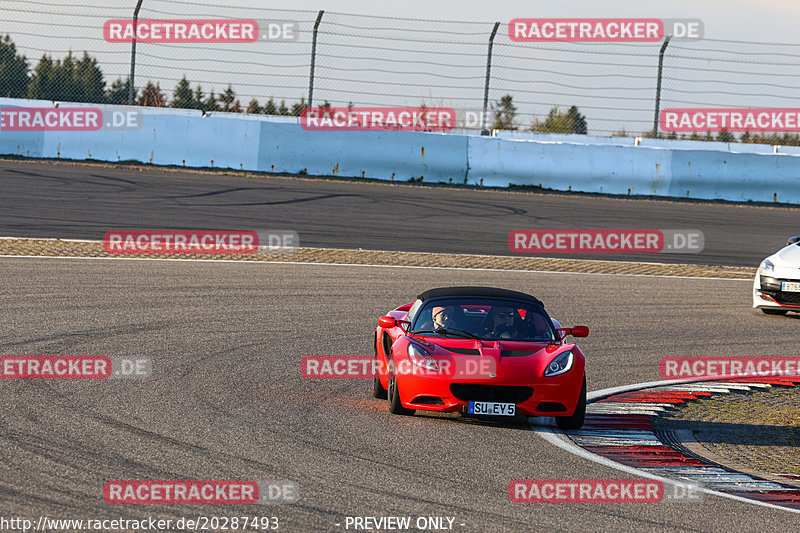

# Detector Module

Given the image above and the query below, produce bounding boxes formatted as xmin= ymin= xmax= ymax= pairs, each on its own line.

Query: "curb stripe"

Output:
xmin=535 ymin=376 xmax=800 ymax=512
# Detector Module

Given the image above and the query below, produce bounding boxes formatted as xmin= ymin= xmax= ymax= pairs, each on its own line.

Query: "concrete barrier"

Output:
xmin=255 ymin=123 xmax=468 ymax=181
xmin=1 ymin=98 xmax=799 ymax=204
xmin=466 ymin=136 xmax=673 ymax=194
xmin=668 ymin=149 xmax=800 ymax=203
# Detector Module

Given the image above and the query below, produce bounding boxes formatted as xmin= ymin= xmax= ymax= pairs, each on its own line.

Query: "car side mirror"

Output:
xmin=557 ymin=326 xmax=589 ymax=340
xmin=378 ymin=316 xmax=397 ymax=328
xmin=788 ymin=236 xmax=800 ymax=245
xmin=378 ymin=316 xmax=409 ymax=330
xmin=570 ymin=325 xmax=589 ymax=337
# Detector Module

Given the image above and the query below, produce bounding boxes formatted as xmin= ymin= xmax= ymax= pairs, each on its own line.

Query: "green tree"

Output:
xmin=290 ymin=97 xmax=306 ymax=117
xmin=27 ymin=55 xmax=57 ymax=100
xmin=106 ymin=77 xmax=134 ymax=105
xmin=171 ymin=76 xmax=194 ymax=108
xmin=566 ymin=106 xmax=587 ymax=134
xmin=530 ymin=105 xmax=587 ymax=134
xmin=52 ymin=51 xmax=76 ymax=100
xmin=491 ymin=94 xmax=517 ymax=130
xmin=204 ymin=91 xmax=220 ymax=112
xmin=219 ymin=84 xmax=236 ymax=111
xmin=192 ymin=85 xmax=205 ymax=110
xmin=73 ymin=52 xmax=105 ymax=103
xmin=278 ymin=99 xmax=289 ymax=116
xmin=716 ymin=129 xmax=735 ymax=142
xmin=137 ymin=81 xmax=166 ymax=107
xmin=0 ymin=35 xmax=29 ymax=98
xmin=28 ymin=51 xmax=105 ymax=103
xmin=246 ymin=98 xmax=261 ymax=113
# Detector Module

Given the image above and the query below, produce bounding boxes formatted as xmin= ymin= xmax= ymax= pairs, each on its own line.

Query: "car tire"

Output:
xmin=373 ymin=375 xmax=388 ymax=399
xmin=372 ymin=334 xmax=386 ymax=394
xmin=557 ymin=377 xmax=586 ymax=430
xmin=372 ymin=334 xmax=388 ymax=399
xmin=387 ymin=355 xmax=414 ymax=416
xmin=762 ymin=308 xmax=788 ymax=315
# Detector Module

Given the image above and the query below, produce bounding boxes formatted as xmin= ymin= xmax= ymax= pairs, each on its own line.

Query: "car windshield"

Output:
xmin=409 ymin=298 xmax=557 ymax=342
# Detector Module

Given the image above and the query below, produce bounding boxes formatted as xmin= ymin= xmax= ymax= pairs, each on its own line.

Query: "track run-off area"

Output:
xmin=1 ymin=159 xmax=799 ymax=532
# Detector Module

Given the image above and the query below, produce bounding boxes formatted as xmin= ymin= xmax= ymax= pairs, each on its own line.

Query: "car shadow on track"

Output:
xmin=408 ymin=410 xmax=536 ymax=430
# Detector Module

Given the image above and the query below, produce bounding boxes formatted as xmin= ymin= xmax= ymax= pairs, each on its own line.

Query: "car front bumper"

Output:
xmin=753 ymin=274 xmax=800 ymax=309
xmin=397 ymin=369 xmax=585 ymax=417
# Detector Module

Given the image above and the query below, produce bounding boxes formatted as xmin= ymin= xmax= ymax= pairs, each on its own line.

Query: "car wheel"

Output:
xmin=762 ymin=308 xmax=788 ymax=315
xmin=373 ymin=374 xmax=388 ymax=399
xmin=373 ymin=336 xmax=387 ymax=399
xmin=387 ymin=355 xmax=414 ymax=416
xmin=557 ymin=377 xmax=586 ymax=430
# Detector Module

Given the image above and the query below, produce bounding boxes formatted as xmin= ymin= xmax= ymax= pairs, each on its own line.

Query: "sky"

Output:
xmin=4 ymin=0 xmax=800 ymax=135
xmin=278 ymin=0 xmax=800 ymax=43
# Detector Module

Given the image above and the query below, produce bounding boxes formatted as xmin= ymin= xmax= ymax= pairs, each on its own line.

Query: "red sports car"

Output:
xmin=373 ymin=286 xmax=588 ymax=429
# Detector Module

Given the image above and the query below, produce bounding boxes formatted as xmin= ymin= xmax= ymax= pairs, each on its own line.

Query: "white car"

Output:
xmin=753 ymin=236 xmax=800 ymax=315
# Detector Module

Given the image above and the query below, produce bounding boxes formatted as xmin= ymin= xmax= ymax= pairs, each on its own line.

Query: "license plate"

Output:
xmin=782 ymin=281 xmax=800 ymax=292
xmin=468 ymin=401 xmax=516 ymax=416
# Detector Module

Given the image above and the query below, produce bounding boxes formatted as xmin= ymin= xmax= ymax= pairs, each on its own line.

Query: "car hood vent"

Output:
xmin=445 ymin=347 xmax=480 ymax=355
xmin=500 ymin=350 xmax=536 ymax=358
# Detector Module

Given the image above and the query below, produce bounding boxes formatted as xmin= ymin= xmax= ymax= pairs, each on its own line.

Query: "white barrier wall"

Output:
xmin=1 ymin=98 xmax=799 ymax=203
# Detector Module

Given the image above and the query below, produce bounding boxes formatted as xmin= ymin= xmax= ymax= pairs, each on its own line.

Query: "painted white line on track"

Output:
xmin=535 ymin=428 xmax=799 ymax=514
xmin=0 ymin=254 xmax=754 ymax=281
xmin=533 ymin=377 xmax=800 ymax=514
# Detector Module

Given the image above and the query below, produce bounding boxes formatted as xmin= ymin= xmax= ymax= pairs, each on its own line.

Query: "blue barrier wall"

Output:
xmin=1 ymin=98 xmax=799 ymax=203
xmin=466 ymin=136 xmax=673 ymax=194
xmin=256 ymin=122 xmax=468 ymax=181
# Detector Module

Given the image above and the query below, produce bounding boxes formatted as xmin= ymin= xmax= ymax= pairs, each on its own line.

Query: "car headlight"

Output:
xmin=407 ymin=342 xmax=439 ymax=371
xmin=759 ymin=259 xmax=775 ymax=275
xmin=544 ymin=350 xmax=574 ymax=377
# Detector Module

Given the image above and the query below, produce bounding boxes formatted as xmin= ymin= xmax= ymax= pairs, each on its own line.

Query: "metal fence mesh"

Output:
xmin=3 ymin=0 xmax=800 ymax=137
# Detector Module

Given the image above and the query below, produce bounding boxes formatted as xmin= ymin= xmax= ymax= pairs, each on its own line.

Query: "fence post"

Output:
xmin=653 ymin=35 xmax=671 ymax=138
xmin=481 ymin=22 xmax=501 ymax=134
xmin=128 ymin=0 xmax=144 ymax=105
xmin=307 ymin=10 xmax=325 ymax=107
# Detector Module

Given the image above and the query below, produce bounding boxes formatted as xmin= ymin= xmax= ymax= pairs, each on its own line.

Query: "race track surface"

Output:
xmin=2 ymin=159 xmax=799 ymax=532
xmin=2 ymin=258 xmax=799 ymax=532
xmin=0 ymin=159 xmax=795 ymax=267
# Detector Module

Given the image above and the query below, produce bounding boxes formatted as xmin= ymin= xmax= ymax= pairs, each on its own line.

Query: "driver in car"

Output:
xmin=432 ymin=306 xmax=458 ymax=330
xmin=486 ymin=306 xmax=518 ymax=338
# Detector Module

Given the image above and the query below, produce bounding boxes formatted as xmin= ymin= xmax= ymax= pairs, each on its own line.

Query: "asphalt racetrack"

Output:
xmin=1 ymin=160 xmax=799 ymax=532
xmin=0 ymin=159 xmax=796 ymax=267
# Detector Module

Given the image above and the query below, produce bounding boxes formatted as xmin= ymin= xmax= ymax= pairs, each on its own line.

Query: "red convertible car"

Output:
xmin=373 ymin=287 xmax=588 ymax=429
